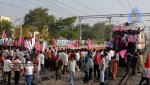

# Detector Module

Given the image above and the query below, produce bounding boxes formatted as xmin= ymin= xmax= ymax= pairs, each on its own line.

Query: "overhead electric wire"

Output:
xmin=23 ymin=0 xmax=71 ymax=16
xmin=0 ymin=1 xmax=28 ymax=11
xmin=118 ymin=0 xmax=128 ymax=13
xmin=125 ymin=0 xmax=132 ymax=9
xmin=45 ymin=0 xmax=78 ymax=16
xmin=73 ymin=0 xmax=100 ymax=14
xmin=38 ymin=0 xmax=73 ymax=16
xmin=54 ymin=0 xmax=88 ymax=15
xmin=23 ymin=0 xmax=42 ymax=7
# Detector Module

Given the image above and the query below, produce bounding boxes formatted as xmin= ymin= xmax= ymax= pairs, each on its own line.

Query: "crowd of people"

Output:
xmin=0 ymin=27 xmax=149 ymax=85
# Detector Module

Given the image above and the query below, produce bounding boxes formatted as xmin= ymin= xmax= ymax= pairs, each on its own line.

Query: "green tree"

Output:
xmin=23 ymin=7 xmax=55 ymax=33
xmin=92 ymin=22 xmax=106 ymax=39
xmin=79 ymin=24 xmax=94 ymax=40
xmin=48 ymin=16 xmax=77 ymax=38
xmin=0 ymin=20 xmax=13 ymax=37
xmin=59 ymin=29 xmax=77 ymax=40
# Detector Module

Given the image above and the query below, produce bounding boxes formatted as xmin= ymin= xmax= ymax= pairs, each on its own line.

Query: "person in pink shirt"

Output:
xmin=94 ymin=50 xmax=101 ymax=78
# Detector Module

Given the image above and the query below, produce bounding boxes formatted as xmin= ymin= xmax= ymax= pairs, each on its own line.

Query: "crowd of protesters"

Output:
xmin=0 ymin=27 xmax=149 ymax=85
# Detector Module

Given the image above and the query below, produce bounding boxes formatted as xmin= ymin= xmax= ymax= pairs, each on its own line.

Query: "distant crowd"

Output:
xmin=0 ymin=28 xmax=149 ymax=85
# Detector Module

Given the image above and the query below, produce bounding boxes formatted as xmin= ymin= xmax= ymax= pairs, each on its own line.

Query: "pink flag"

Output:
xmin=17 ymin=37 xmax=22 ymax=46
xmin=112 ymin=26 xmax=116 ymax=32
xmin=52 ymin=37 xmax=57 ymax=46
xmin=118 ymin=25 xmax=122 ymax=32
xmin=68 ymin=42 xmax=75 ymax=49
xmin=24 ymin=40 xmax=28 ymax=48
xmin=74 ymin=39 xmax=78 ymax=47
xmin=40 ymin=42 xmax=45 ymax=51
xmin=2 ymin=30 xmax=6 ymax=38
xmin=34 ymin=39 xmax=40 ymax=51
xmin=119 ymin=49 xmax=127 ymax=58
xmin=87 ymin=39 xmax=92 ymax=50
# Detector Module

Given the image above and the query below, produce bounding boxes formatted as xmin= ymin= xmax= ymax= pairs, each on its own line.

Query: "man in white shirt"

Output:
xmin=109 ymin=49 xmax=115 ymax=57
xmin=104 ymin=39 xmax=110 ymax=50
xmin=38 ymin=51 xmax=45 ymax=75
xmin=17 ymin=49 xmax=24 ymax=62
xmin=60 ymin=50 xmax=68 ymax=74
xmin=3 ymin=56 xmax=13 ymax=85
xmin=99 ymin=53 xmax=106 ymax=85
xmin=7 ymin=38 xmax=12 ymax=49
xmin=25 ymin=58 xmax=34 ymax=85
xmin=67 ymin=56 xmax=79 ymax=85
xmin=75 ymin=50 xmax=80 ymax=68
xmin=3 ymin=48 xmax=9 ymax=58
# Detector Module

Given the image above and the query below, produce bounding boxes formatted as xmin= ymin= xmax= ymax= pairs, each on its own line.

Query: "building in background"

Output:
xmin=0 ymin=16 xmax=11 ymax=22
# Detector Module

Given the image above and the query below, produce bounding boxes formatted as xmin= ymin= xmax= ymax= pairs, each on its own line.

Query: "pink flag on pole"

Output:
xmin=17 ymin=37 xmax=22 ymax=46
xmin=2 ymin=30 xmax=6 ymax=38
xmin=118 ymin=25 xmax=122 ymax=32
xmin=119 ymin=49 xmax=127 ymax=58
xmin=34 ymin=39 xmax=40 ymax=51
xmin=52 ymin=37 xmax=57 ymax=46
xmin=68 ymin=42 xmax=75 ymax=49
xmin=87 ymin=39 xmax=92 ymax=50
xmin=112 ymin=26 xmax=116 ymax=32
xmin=74 ymin=39 xmax=78 ymax=47
xmin=40 ymin=42 xmax=45 ymax=51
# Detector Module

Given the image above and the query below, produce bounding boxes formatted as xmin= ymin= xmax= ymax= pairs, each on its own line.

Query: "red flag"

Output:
xmin=2 ymin=30 xmax=6 ymax=38
xmin=112 ymin=26 xmax=116 ymax=32
xmin=34 ymin=39 xmax=40 ymax=51
xmin=52 ymin=37 xmax=57 ymax=46
xmin=68 ymin=42 xmax=75 ymax=49
xmin=87 ymin=39 xmax=92 ymax=50
xmin=145 ymin=52 xmax=150 ymax=68
xmin=17 ymin=37 xmax=22 ymax=46
xmin=118 ymin=25 xmax=122 ymax=32
xmin=74 ymin=39 xmax=78 ymax=47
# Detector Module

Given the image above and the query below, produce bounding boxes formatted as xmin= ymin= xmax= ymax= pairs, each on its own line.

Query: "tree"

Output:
xmin=92 ymin=22 xmax=106 ymax=39
xmin=48 ymin=16 xmax=77 ymax=38
xmin=79 ymin=24 xmax=94 ymax=40
xmin=59 ymin=29 xmax=77 ymax=40
xmin=23 ymin=7 xmax=55 ymax=33
xmin=0 ymin=20 xmax=13 ymax=37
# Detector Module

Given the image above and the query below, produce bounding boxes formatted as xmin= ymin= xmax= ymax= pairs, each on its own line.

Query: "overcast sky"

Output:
xmin=0 ymin=0 xmax=150 ymax=26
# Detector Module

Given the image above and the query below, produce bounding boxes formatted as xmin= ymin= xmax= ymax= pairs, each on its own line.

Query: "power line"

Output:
xmin=45 ymin=0 xmax=78 ymax=16
xmin=54 ymin=0 xmax=88 ymax=15
xmin=0 ymin=1 xmax=29 ymax=11
xmin=73 ymin=0 xmax=100 ymax=14
xmin=125 ymin=0 xmax=132 ymax=9
xmin=38 ymin=0 xmax=73 ymax=16
xmin=23 ymin=0 xmax=42 ymax=7
xmin=23 ymin=0 xmax=71 ymax=16
xmin=118 ymin=0 xmax=128 ymax=13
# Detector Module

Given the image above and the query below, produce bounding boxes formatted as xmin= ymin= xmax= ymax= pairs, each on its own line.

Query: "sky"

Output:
xmin=0 ymin=0 xmax=150 ymax=26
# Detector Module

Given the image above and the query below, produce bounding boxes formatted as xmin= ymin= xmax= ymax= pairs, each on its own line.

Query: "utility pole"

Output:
xmin=13 ymin=18 xmax=21 ymax=38
xmin=78 ymin=16 xmax=82 ymax=47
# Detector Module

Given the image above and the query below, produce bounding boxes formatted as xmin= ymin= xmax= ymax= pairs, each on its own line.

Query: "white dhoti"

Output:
xmin=100 ymin=70 xmax=105 ymax=82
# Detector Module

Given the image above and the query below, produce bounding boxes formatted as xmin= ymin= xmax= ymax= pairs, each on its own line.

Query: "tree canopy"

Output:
xmin=23 ymin=7 xmax=55 ymax=33
xmin=22 ymin=7 xmax=114 ymax=44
